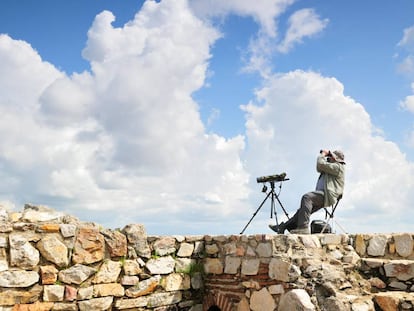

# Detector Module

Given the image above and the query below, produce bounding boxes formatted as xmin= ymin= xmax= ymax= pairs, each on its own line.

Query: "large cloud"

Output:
xmin=0 ymin=0 xmax=250 ymax=234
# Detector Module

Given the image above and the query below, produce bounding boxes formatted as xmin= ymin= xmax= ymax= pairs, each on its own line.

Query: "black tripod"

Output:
xmin=240 ymin=179 xmax=290 ymax=234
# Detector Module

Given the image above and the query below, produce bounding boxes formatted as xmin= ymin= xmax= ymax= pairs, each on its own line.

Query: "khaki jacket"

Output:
xmin=316 ymin=155 xmax=345 ymax=207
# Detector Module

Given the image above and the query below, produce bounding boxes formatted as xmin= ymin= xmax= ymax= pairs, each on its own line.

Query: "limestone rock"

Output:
xmin=269 ymin=258 xmax=301 ymax=282
xmin=241 ymin=258 xmax=260 ymax=275
xmin=191 ymin=272 xmax=203 ymax=290
xmin=78 ymin=296 xmax=113 ymax=311
xmin=355 ymin=234 xmax=367 ymax=256
xmin=12 ymin=301 xmax=54 ymax=311
xmin=394 ymin=233 xmax=413 ymax=258
xmin=93 ymin=283 xmax=125 ymax=297
xmin=121 ymin=275 xmax=139 ymax=286
xmin=101 ymin=229 xmax=127 ymax=257
xmin=177 ymin=242 xmax=194 ymax=257
xmin=374 ymin=292 xmax=406 ymax=311
xmin=37 ymin=223 xmax=60 ymax=233
xmin=278 ymin=289 xmax=315 ymax=311
xmin=93 ymin=260 xmax=122 ymax=283
xmin=256 ymin=242 xmax=272 ymax=257
xmin=320 ymin=234 xmax=342 ymax=246
xmin=146 ymin=256 xmax=175 ymax=274
xmin=22 ymin=204 xmax=65 ymax=223
xmin=147 ymin=291 xmax=182 ymax=308
xmin=123 ymin=224 xmax=151 ymax=258
xmin=300 ymin=235 xmax=322 ymax=248
xmin=72 ymin=226 xmax=105 ymax=264
xmin=224 ymin=256 xmax=241 ymax=274
xmin=52 ymin=303 xmax=78 ymax=311
xmin=65 ymin=285 xmax=77 ymax=301
xmin=205 ymin=244 xmax=219 ymax=255
xmin=321 ymin=297 xmax=348 ymax=311
xmin=0 ymin=285 xmax=42 ymax=305
xmin=115 ymin=296 xmax=148 ymax=309
xmin=37 ymin=234 xmax=69 ymax=267
xmin=175 ymin=257 xmax=196 ymax=274
xmin=125 ymin=275 xmax=161 ymax=298
xmin=123 ymin=259 xmax=142 ymax=275
xmin=237 ymin=297 xmax=250 ymax=311
xmin=43 ymin=285 xmax=65 ymax=302
xmin=162 ymin=273 xmax=191 ymax=291
xmin=369 ymin=277 xmax=386 ymax=289
xmin=268 ymin=284 xmax=285 ymax=295
xmin=40 ymin=265 xmax=59 ymax=285
xmin=59 ymin=224 xmax=77 ymax=238
xmin=250 ymin=288 xmax=276 ymax=311
xmin=0 ymin=270 xmax=39 ymax=287
xmin=58 ymin=264 xmax=97 ymax=284
xmin=204 ymin=258 xmax=223 ymax=274
xmin=9 ymin=233 xmax=40 ymax=269
xmin=351 ymin=299 xmax=375 ymax=311
xmin=383 ymin=260 xmax=414 ymax=281
xmin=223 ymin=242 xmax=237 ymax=255
xmin=367 ymin=235 xmax=387 ymax=257
xmin=77 ymin=286 xmax=93 ymax=300
xmin=153 ymin=236 xmax=176 ymax=256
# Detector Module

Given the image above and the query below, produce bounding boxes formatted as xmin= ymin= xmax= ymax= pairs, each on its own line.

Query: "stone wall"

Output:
xmin=1 ymin=205 xmax=414 ymax=311
xmin=203 ymin=233 xmax=414 ymax=311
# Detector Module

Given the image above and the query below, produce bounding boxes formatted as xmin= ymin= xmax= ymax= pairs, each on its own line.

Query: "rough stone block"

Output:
xmin=367 ymin=235 xmax=387 ymax=257
xmin=394 ymin=233 xmax=413 ymax=257
xmin=43 ymin=285 xmax=65 ymax=302
xmin=224 ymin=256 xmax=241 ymax=274
xmin=241 ymin=258 xmax=260 ymax=275
xmin=204 ymin=258 xmax=223 ymax=274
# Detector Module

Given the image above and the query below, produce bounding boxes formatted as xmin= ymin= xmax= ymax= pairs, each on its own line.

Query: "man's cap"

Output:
xmin=331 ymin=150 xmax=345 ymax=163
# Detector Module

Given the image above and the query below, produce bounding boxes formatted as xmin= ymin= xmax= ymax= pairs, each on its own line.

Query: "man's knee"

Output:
xmin=301 ymin=192 xmax=312 ymax=203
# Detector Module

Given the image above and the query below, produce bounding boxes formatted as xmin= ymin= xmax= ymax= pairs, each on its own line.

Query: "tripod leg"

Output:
xmin=273 ymin=192 xmax=290 ymax=219
xmin=270 ymin=193 xmax=281 ymax=227
xmin=240 ymin=191 xmax=272 ymax=234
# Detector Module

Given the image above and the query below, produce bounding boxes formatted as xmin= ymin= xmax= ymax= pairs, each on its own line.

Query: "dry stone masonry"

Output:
xmin=0 ymin=204 xmax=414 ymax=310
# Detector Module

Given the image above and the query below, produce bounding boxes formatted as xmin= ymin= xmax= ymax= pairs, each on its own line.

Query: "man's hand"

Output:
xmin=320 ymin=149 xmax=330 ymax=156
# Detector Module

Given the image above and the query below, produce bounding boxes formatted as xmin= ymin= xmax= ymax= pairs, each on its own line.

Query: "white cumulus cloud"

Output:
xmin=277 ymin=8 xmax=329 ymax=53
xmin=0 ymin=0 xmax=250 ymax=234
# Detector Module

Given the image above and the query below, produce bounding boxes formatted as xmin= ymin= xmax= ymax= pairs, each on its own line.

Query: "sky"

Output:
xmin=1 ymin=0 xmax=414 ymax=236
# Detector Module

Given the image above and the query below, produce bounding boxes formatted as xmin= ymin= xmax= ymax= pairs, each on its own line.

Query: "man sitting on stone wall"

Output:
xmin=269 ymin=149 xmax=345 ymax=234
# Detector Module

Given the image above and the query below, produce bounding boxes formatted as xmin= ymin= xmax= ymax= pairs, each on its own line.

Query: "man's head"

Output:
xmin=331 ymin=150 xmax=345 ymax=163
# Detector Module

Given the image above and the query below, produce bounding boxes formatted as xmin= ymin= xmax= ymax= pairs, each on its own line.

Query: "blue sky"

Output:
xmin=1 ymin=0 xmax=414 ymax=235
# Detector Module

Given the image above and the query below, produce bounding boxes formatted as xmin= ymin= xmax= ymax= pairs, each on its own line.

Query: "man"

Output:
xmin=269 ymin=149 xmax=345 ymax=234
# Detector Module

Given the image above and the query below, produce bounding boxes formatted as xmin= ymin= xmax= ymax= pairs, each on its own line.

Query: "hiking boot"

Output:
xmin=268 ymin=222 xmax=286 ymax=234
xmin=289 ymin=227 xmax=310 ymax=235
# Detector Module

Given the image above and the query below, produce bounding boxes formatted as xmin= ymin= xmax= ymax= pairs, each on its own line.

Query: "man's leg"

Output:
xmin=296 ymin=191 xmax=324 ymax=229
xmin=269 ymin=191 xmax=323 ymax=234
xmin=269 ymin=212 xmax=298 ymax=233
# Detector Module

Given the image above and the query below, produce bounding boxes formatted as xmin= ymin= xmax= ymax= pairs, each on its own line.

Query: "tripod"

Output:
xmin=240 ymin=179 xmax=290 ymax=234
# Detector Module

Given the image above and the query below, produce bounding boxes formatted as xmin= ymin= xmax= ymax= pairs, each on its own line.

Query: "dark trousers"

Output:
xmin=284 ymin=191 xmax=324 ymax=230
